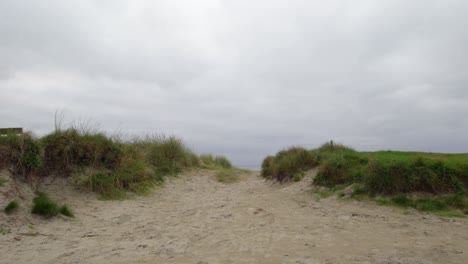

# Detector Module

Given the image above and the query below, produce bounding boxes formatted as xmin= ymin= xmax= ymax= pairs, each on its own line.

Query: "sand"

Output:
xmin=1 ymin=170 xmax=467 ymax=264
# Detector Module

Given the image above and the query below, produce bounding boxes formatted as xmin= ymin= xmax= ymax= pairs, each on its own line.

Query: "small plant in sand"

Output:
xmin=4 ymin=200 xmax=19 ymax=214
xmin=32 ymin=192 xmax=74 ymax=218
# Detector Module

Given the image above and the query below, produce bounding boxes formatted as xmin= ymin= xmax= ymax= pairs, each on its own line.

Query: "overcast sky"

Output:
xmin=1 ymin=0 xmax=467 ymax=168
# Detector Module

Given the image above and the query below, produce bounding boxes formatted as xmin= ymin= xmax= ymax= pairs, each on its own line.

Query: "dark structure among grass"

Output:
xmin=4 ymin=200 xmax=19 ymax=214
xmin=261 ymin=141 xmax=468 ymax=214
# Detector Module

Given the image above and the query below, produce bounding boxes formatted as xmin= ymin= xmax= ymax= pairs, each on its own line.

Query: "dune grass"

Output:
xmin=374 ymin=193 xmax=467 ymax=215
xmin=32 ymin=192 xmax=73 ymax=218
xmin=4 ymin=200 xmax=19 ymax=214
xmin=0 ymin=132 xmax=43 ymax=178
xmin=199 ymin=154 xmax=233 ymax=169
xmin=261 ymin=141 xmax=468 ymax=214
xmin=261 ymin=147 xmax=318 ymax=182
xmin=1 ymin=123 xmax=236 ymax=200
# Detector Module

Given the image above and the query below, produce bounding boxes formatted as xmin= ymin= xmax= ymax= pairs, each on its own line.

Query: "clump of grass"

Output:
xmin=313 ymin=144 xmax=367 ymax=187
xmin=263 ymin=142 xmax=468 ymax=217
xmin=214 ymin=168 xmax=243 ymax=184
xmin=200 ymin=154 xmax=233 ymax=169
xmin=0 ymin=133 xmax=43 ymax=177
xmin=0 ymin=228 xmax=11 ymax=235
xmin=59 ymin=205 xmax=74 ymax=217
xmin=264 ymin=142 xmax=467 ymax=196
xmin=2 ymin=121 xmax=233 ymax=200
xmin=366 ymin=157 xmax=463 ymax=195
xmin=4 ymin=200 xmax=19 ymax=214
xmin=32 ymin=192 xmax=73 ymax=218
xmin=200 ymin=154 xmax=215 ymax=168
xmin=414 ymin=198 xmax=448 ymax=211
xmin=375 ymin=194 xmax=467 ymax=213
xmin=41 ymin=129 xmax=123 ymax=175
xmin=214 ymin=156 xmax=232 ymax=169
xmin=435 ymin=211 xmax=467 ymax=218
xmin=261 ymin=147 xmax=318 ymax=182
xmin=143 ymin=135 xmax=196 ymax=175
xmin=84 ymin=173 xmax=123 ymax=199
xmin=391 ymin=194 xmax=413 ymax=207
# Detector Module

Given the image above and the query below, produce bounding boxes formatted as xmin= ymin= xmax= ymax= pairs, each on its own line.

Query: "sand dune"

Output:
xmin=1 ymin=170 xmax=467 ymax=264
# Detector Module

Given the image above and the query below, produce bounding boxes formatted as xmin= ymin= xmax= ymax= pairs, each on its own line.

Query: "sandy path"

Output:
xmin=1 ymin=170 xmax=467 ymax=264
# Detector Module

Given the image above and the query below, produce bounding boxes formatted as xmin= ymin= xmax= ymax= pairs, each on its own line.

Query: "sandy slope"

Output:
xmin=1 ymin=170 xmax=467 ymax=264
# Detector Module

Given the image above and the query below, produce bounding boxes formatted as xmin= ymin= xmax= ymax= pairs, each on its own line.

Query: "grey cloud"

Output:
xmin=1 ymin=0 xmax=468 ymax=168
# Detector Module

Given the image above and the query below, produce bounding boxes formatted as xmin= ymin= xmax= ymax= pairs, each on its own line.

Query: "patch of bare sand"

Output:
xmin=1 ymin=170 xmax=467 ymax=264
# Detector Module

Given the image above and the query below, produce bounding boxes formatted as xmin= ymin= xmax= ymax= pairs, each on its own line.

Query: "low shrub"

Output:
xmin=261 ymin=147 xmax=318 ymax=182
xmin=200 ymin=154 xmax=233 ymax=169
xmin=200 ymin=154 xmax=215 ymax=168
xmin=41 ymin=129 xmax=123 ymax=175
xmin=32 ymin=192 xmax=73 ymax=218
xmin=313 ymin=147 xmax=366 ymax=187
xmin=145 ymin=135 xmax=194 ymax=175
xmin=0 ymin=133 xmax=42 ymax=177
xmin=366 ymin=158 xmax=463 ymax=195
xmin=260 ymin=156 xmax=275 ymax=178
xmin=214 ymin=156 xmax=232 ymax=169
xmin=59 ymin=205 xmax=74 ymax=217
xmin=4 ymin=200 xmax=19 ymax=214
xmin=2 ymin=124 xmax=233 ymax=199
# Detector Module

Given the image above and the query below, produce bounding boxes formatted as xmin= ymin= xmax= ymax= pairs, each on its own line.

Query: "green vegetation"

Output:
xmin=214 ymin=156 xmax=233 ymax=169
xmin=1 ymin=123 xmax=236 ymax=199
xmin=315 ymin=185 xmax=347 ymax=198
xmin=261 ymin=147 xmax=318 ymax=182
xmin=214 ymin=168 xmax=245 ymax=184
xmin=0 ymin=133 xmax=43 ymax=177
xmin=199 ymin=154 xmax=233 ymax=169
xmin=375 ymin=194 xmax=467 ymax=213
xmin=261 ymin=141 xmax=468 ymax=215
xmin=0 ymin=228 xmax=11 ymax=235
xmin=32 ymin=192 xmax=73 ymax=218
xmin=4 ymin=200 xmax=19 ymax=214
xmin=59 ymin=205 xmax=74 ymax=217
xmin=41 ymin=129 xmax=123 ymax=175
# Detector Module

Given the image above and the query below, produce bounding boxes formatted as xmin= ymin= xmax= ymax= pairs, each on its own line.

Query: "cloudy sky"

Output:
xmin=1 ymin=0 xmax=467 ymax=168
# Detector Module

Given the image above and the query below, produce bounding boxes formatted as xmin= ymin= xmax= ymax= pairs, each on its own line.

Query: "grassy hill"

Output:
xmin=261 ymin=142 xmax=468 ymax=215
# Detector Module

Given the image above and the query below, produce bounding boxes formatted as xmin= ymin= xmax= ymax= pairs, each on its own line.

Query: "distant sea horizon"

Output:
xmin=236 ymin=164 xmax=261 ymax=171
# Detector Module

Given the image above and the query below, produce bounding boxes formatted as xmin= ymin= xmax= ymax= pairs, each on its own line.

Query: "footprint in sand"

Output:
xmin=247 ymin=207 xmax=275 ymax=225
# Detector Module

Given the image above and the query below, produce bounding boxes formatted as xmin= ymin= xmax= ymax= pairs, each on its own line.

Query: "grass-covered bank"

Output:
xmin=0 ymin=125 xmax=237 ymax=200
xmin=261 ymin=142 xmax=468 ymax=215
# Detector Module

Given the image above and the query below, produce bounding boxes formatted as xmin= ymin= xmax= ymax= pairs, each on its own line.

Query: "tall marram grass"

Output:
xmin=0 ymin=133 xmax=42 ymax=178
xmin=199 ymin=154 xmax=233 ymax=169
xmin=41 ymin=129 xmax=123 ymax=175
xmin=261 ymin=147 xmax=318 ymax=182
xmin=1 ymin=124 xmax=235 ymax=199
xmin=261 ymin=141 xmax=468 ymax=212
xmin=366 ymin=157 xmax=464 ymax=195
